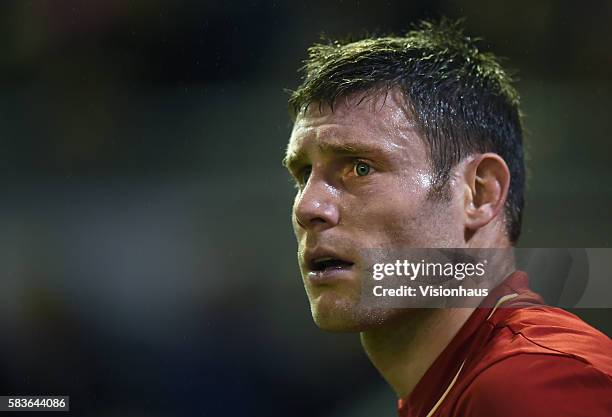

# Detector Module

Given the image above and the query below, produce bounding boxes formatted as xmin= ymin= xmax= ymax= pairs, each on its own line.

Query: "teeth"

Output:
xmin=314 ymin=257 xmax=334 ymax=264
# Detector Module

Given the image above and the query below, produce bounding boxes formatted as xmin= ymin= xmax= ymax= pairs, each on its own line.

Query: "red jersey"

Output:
xmin=397 ymin=271 xmax=612 ymax=417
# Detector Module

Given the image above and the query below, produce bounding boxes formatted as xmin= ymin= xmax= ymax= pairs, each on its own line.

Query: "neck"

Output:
xmin=360 ymin=308 xmax=474 ymax=398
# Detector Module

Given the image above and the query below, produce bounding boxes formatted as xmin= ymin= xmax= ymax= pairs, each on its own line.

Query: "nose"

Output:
xmin=293 ymin=178 xmax=340 ymax=232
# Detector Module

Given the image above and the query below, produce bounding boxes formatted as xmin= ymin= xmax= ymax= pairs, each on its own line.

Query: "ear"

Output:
xmin=463 ymin=153 xmax=510 ymax=233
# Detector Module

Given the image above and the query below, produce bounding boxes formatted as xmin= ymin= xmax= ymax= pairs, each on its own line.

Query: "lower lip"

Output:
xmin=307 ymin=266 xmax=355 ymax=284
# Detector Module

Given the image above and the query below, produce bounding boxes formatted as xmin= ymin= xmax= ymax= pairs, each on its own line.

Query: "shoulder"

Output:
xmin=453 ymin=353 xmax=612 ymax=417
xmin=451 ymin=306 xmax=612 ymax=417
xmin=498 ymin=306 xmax=612 ymax=374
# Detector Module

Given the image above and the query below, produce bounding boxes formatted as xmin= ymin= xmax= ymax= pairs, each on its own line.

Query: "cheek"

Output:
xmin=291 ymin=214 xmax=302 ymax=240
xmin=351 ymin=178 xmax=430 ymax=231
xmin=346 ymin=172 xmax=453 ymax=245
xmin=291 ymin=194 xmax=301 ymax=235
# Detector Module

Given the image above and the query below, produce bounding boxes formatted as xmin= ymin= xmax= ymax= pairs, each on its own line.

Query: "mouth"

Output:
xmin=310 ymin=257 xmax=355 ymax=272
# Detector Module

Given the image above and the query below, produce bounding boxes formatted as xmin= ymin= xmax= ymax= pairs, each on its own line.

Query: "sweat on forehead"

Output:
xmin=292 ymin=89 xmax=421 ymax=142
xmin=284 ymin=90 xmax=428 ymax=175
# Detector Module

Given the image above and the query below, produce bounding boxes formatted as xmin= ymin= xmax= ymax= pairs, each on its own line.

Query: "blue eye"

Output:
xmin=354 ymin=161 xmax=371 ymax=176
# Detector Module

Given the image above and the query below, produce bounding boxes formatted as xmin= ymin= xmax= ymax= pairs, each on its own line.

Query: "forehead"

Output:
xmin=286 ymin=91 xmax=424 ymax=162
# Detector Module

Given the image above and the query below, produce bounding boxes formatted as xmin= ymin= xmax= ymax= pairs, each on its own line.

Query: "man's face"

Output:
xmin=285 ymin=92 xmax=465 ymax=331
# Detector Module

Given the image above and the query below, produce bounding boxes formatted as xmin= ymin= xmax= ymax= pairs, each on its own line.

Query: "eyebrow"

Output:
xmin=282 ymin=141 xmax=383 ymax=172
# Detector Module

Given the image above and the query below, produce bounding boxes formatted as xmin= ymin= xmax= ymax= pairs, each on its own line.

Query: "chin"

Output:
xmin=308 ymin=294 xmax=360 ymax=332
xmin=309 ymin=296 xmax=394 ymax=333
xmin=312 ymin=312 xmax=362 ymax=332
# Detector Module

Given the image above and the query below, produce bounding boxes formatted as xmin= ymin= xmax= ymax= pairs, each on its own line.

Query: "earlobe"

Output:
xmin=464 ymin=153 xmax=510 ymax=233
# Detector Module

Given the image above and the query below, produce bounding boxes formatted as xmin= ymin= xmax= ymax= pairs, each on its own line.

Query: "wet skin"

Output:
xmin=284 ymin=92 xmax=468 ymax=331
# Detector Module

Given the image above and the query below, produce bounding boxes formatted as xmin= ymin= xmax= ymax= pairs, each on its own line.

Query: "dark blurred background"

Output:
xmin=0 ymin=1 xmax=610 ymax=416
